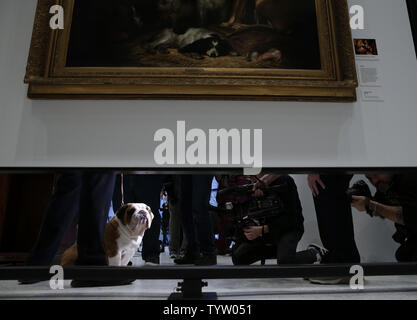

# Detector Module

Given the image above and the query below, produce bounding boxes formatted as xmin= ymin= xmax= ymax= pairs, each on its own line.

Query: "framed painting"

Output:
xmin=407 ymin=0 xmax=417 ymax=58
xmin=25 ymin=0 xmax=358 ymax=101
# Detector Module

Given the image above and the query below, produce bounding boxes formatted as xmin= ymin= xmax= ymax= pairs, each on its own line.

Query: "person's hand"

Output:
xmin=307 ymin=174 xmax=326 ymax=197
xmin=351 ymin=195 xmax=367 ymax=212
xmin=252 ymin=184 xmax=265 ymax=198
xmin=252 ymin=178 xmax=266 ymax=198
xmin=252 ymin=174 xmax=279 ymax=198
xmin=243 ymin=226 xmax=263 ymax=241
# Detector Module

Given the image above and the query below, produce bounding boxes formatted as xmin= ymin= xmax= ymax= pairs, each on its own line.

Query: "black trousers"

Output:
xmin=232 ymin=231 xmax=316 ymax=265
xmin=313 ymin=174 xmax=360 ymax=263
xmin=26 ymin=173 xmax=116 ymax=266
xmin=112 ymin=174 xmax=163 ymax=261
xmin=178 ymin=175 xmax=215 ymax=255
xmin=396 ymin=239 xmax=417 ymax=262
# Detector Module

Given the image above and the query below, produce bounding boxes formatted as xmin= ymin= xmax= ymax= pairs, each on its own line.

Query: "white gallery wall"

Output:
xmin=1 ymin=0 xmax=416 ymax=261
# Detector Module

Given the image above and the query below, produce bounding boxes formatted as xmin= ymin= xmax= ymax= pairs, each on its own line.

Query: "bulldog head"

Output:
xmin=116 ymin=203 xmax=154 ymax=236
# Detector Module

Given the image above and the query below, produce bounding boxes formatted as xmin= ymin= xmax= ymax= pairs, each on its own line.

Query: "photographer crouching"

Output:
xmin=224 ymin=174 xmax=325 ymax=265
xmin=350 ymin=174 xmax=417 ymax=262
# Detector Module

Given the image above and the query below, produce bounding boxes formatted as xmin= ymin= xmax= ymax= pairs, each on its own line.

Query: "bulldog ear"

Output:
xmin=127 ymin=207 xmax=137 ymax=216
xmin=146 ymin=206 xmax=154 ymax=229
xmin=116 ymin=204 xmax=132 ymax=225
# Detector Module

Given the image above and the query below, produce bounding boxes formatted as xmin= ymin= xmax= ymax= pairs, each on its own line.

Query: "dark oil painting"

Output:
xmin=66 ymin=0 xmax=321 ymax=69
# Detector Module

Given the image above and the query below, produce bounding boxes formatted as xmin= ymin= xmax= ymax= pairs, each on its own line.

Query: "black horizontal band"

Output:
xmin=1 ymin=263 xmax=417 ymax=281
xmin=1 ymin=167 xmax=417 ymax=174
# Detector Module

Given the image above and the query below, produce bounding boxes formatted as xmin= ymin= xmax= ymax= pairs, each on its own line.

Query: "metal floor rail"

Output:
xmin=1 ymin=263 xmax=417 ymax=280
xmin=2 ymin=263 xmax=417 ymax=299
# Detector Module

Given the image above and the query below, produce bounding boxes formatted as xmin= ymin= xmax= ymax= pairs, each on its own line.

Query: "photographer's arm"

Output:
xmin=351 ymin=195 xmax=404 ymax=225
xmin=252 ymin=174 xmax=281 ymax=197
xmin=370 ymin=201 xmax=404 ymax=224
xmin=243 ymin=225 xmax=270 ymax=241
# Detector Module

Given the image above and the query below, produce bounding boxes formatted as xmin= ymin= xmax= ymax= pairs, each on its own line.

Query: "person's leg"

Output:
xmin=180 ymin=230 xmax=188 ymax=253
xmin=232 ymin=241 xmax=275 ymax=265
xmin=168 ymin=176 xmax=181 ymax=255
xmin=76 ymin=173 xmax=116 ymax=266
xmin=175 ymin=175 xmax=214 ymax=264
xmin=177 ymin=175 xmax=199 ymax=256
xmin=168 ymin=196 xmax=181 ymax=255
xmin=125 ymin=174 xmax=163 ymax=263
xmin=396 ymin=243 xmax=412 ymax=262
xmin=112 ymin=174 xmax=122 ymax=212
xmin=161 ymin=206 xmax=170 ymax=248
xmin=275 ymin=231 xmax=317 ymax=264
xmin=217 ymin=214 xmax=231 ymax=254
xmin=275 ymin=231 xmax=299 ymax=264
xmin=192 ymin=175 xmax=216 ymax=256
xmin=395 ymin=239 xmax=417 ymax=262
xmin=25 ymin=174 xmax=82 ymax=266
xmin=70 ymin=172 xmax=138 ymax=288
xmin=410 ymin=241 xmax=417 ymax=262
xmin=313 ymin=174 xmax=360 ymax=263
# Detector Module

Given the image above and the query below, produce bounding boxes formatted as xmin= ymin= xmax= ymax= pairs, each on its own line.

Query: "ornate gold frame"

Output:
xmin=25 ymin=0 xmax=358 ymax=101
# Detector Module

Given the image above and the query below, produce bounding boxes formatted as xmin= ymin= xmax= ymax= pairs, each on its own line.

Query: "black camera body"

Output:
xmin=346 ymin=180 xmax=373 ymax=202
xmin=216 ymin=183 xmax=287 ymax=243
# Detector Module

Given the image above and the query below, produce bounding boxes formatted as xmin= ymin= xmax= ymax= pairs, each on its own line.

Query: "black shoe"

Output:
xmin=194 ymin=253 xmax=217 ymax=266
xmin=169 ymin=250 xmax=178 ymax=259
xmin=18 ymin=279 xmax=42 ymax=285
xmin=144 ymin=256 xmax=160 ymax=266
xmin=70 ymin=279 xmax=135 ymax=288
xmin=174 ymin=252 xmax=200 ymax=265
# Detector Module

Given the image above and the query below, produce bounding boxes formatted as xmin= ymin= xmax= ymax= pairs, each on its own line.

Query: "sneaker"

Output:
xmin=144 ymin=256 xmax=160 ymax=266
xmin=194 ymin=253 xmax=217 ymax=266
xmin=174 ymin=252 xmax=200 ymax=265
xmin=70 ymin=279 xmax=135 ymax=288
xmin=169 ymin=250 xmax=178 ymax=259
xmin=308 ymin=276 xmax=351 ymax=285
xmin=18 ymin=279 xmax=43 ymax=285
xmin=307 ymin=243 xmax=329 ymax=263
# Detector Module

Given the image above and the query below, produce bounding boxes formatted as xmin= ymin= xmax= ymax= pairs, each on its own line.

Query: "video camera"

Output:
xmin=346 ymin=180 xmax=373 ymax=202
xmin=213 ymin=182 xmax=288 ymax=242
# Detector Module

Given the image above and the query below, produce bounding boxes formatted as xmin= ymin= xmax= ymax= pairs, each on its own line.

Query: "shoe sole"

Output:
xmin=308 ymin=277 xmax=350 ymax=285
xmin=70 ymin=280 xmax=135 ymax=288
